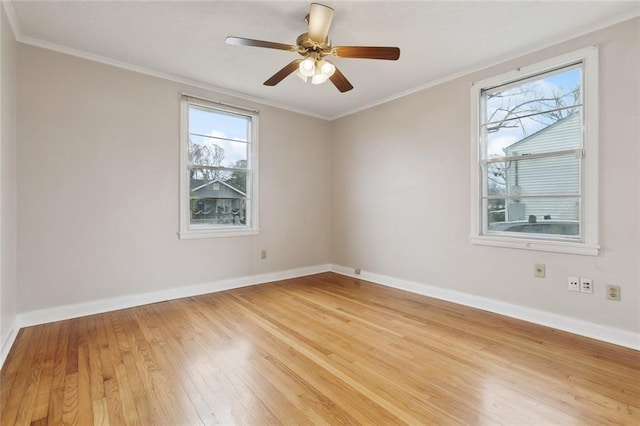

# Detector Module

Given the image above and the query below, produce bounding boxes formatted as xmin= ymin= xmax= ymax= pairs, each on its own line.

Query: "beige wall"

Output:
xmin=331 ymin=18 xmax=640 ymax=333
xmin=1 ymin=5 xmax=18 ymax=349
xmin=17 ymin=45 xmax=331 ymax=312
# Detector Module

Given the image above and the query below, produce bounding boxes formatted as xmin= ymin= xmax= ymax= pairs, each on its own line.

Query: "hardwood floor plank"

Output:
xmin=120 ymin=350 xmax=151 ymax=424
xmin=1 ymin=326 xmax=45 ymax=425
xmin=2 ymin=272 xmax=639 ymax=425
xmin=112 ymin=361 xmax=139 ymax=425
xmin=87 ymin=317 xmax=106 ymax=404
xmin=1 ymin=328 xmax=31 ymax=413
xmin=61 ymin=372 xmax=78 ymax=425
xmin=46 ymin=323 xmax=71 ymax=426
xmin=29 ymin=322 xmax=61 ymax=423
xmin=91 ymin=397 xmax=110 ymax=426
xmin=12 ymin=331 xmax=47 ymax=425
xmin=77 ymin=343 xmax=95 ymax=425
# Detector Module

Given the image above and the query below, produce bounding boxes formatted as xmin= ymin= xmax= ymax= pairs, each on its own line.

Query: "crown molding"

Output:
xmin=328 ymin=10 xmax=640 ymax=120
xmin=1 ymin=1 xmax=20 ymax=39
xmin=4 ymin=2 xmax=638 ymax=122
xmin=20 ymin=34 xmax=331 ymax=120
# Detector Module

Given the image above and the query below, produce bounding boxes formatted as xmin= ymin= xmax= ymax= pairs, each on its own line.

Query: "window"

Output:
xmin=179 ymin=95 xmax=258 ymax=239
xmin=470 ymin=47 xmax=599 ymax=255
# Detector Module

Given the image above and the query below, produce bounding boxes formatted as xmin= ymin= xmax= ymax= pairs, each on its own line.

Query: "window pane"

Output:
xmin=189 ymin=105 xmax=249 ymax=142
xmin=189 ymin=134 xmax=248 ymax=169
xmin=190 ymin=168 xmax=247 ymax=226
xmin=484 ymin=66 xmax=581 ymax=123
xmin=486 ymin=197 xmax=580 ymax=237
xmin=190 ymin=169 xmax=247 ymax=195
xmin=485 ymin=109 xmax=582 ymax=157
xmin=190 ymin=197 xmax=246 ymax=225
xmin=486 ymin=198 xmax=506 ymax=224
xmin=484 ymin=153 xmax=580 ymax=198
xmin=486 ymin=163 xmax=507 ymax=197
xmin=483 ymin=65 xmax=582 ymax=158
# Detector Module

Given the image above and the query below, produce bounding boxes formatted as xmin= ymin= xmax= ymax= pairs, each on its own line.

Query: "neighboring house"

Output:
xmin=190 ymin=179 xmax=246 ymax=224
xmin=502 ymin=112 xmax=581 ymax=223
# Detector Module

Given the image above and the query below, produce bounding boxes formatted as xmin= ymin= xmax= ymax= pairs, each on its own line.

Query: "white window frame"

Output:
xmin=470 ymin=46 xmax=599 ymax=256
xmin=179 ymin=95 xmax=259 ymax=239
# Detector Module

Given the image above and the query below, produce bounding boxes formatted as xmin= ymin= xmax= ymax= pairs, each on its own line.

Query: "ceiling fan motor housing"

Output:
xmin=296 ymin=33 xmax=331 ymax=56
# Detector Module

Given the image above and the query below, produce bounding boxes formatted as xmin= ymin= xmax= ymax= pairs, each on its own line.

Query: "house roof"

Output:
xmin=191 ymin=179 xmax=246 ymax=197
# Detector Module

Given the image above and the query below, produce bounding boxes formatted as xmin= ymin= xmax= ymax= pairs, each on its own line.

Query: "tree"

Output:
xmin=485 ymin=86 xmax=580 ymax=135
xmin=225 ymin=159 xmax=247 ymax=193
xmin=189 ymin=140 xmax=225 ymax=182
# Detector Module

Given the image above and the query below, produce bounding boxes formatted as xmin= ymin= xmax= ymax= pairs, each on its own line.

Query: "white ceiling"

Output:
xmin=5 ymin=1 xmax=640 ymax=120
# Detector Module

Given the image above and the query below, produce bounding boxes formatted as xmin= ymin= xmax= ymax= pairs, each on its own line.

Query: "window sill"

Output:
xmin=179 ymin=227 xmax=259 ymax=240
xmin=470 ymin=235 xmax=599 ymax=256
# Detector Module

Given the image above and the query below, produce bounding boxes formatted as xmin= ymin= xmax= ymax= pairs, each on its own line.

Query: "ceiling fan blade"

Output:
xmin=225 ymin=36 xmax=297 ymax=52
xmin=308 ymin=3 xmax=334 ymax=43
xmin=332 ymin=46 xmax=400 ymax=60
xmin=264 ymin=59 xmax=302 ymax=86
xmin=329 ymin=66 xmax=354 ymax=93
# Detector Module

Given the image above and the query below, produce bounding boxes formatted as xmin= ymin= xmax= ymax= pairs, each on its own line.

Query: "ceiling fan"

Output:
xmin=225 ymin=3 xmax=400 ymax=93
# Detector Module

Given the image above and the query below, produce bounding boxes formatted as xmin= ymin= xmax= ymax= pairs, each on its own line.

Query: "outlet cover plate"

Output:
xmin=607 ymin=285 xmax=621 ymax=301
xmin=568 ymin=277 xmax=580 ymax=292
xmin=580 ymin=278 xmax=593 ymax=294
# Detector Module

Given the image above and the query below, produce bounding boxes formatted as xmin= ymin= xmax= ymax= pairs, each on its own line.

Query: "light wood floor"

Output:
xmin=1 ymin=272 xmax=639 ymax=425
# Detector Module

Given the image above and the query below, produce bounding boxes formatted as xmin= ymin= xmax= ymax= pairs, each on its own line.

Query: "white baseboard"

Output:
xmin=4 ymin=262 xmax=637 ymax=370
xmin=0 ymin=264 xmax=329 ymax=369
xmin=329 ymin=264 xmax=640 ymax=350
xmin=16 ymin=264 xmax=331 ymax=329
xmin=1 ymin=318 xmax=20 ymax=369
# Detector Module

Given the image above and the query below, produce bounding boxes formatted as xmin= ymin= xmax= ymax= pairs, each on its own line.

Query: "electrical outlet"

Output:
xmin=568 ymin=276 xmax=580 ymax=292
xmin=580 ymin=278 xmax=593 ymax=294
xmin=354 ymin=268 xmax=361 ymax=275
xmin=260 ymin=249 xmax=267 ymax=260
xmin=607 ymin=285 xmax=621 ymax=301
xmin=534 ymin=264 xmax=546 ymax=278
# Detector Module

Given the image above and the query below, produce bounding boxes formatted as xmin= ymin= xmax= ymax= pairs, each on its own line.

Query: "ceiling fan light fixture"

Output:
xmin=311 ymin=72 xmax=329 ymax=85
xmin=318 ymin=59 xmax=336 ymax=77
xmin=299 ymin=57 xmax=316 ymax=77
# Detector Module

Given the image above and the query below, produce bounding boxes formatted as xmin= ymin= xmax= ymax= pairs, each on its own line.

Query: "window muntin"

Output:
xmin=180 ymin=96 xmax=258 ymax=238
xmin=470 ymin=46 xmax=599 ymax=255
